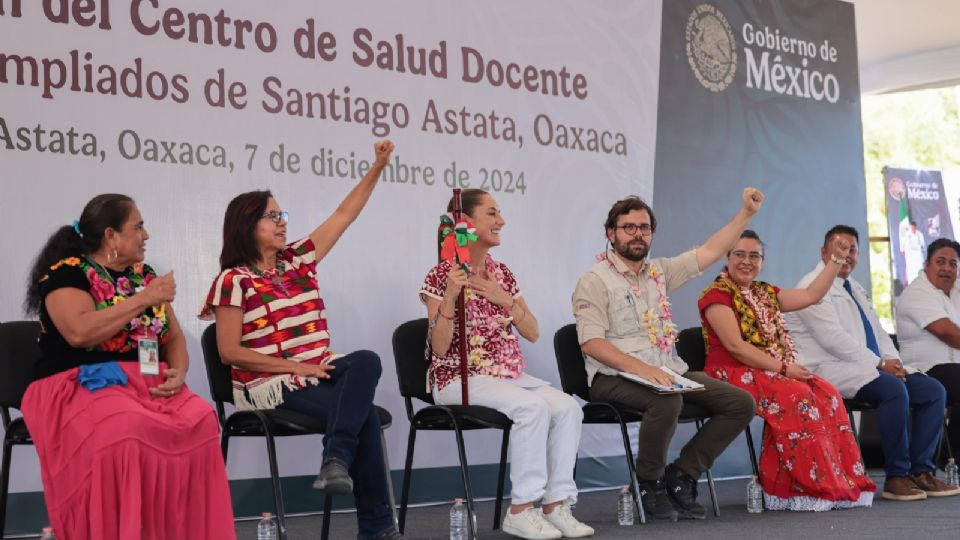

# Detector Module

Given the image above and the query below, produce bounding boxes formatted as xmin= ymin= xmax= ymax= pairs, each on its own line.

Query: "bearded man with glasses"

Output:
xmin=571 ymin=189 xmax=763 ymax=521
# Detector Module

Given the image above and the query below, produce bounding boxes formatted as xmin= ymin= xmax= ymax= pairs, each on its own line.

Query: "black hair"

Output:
xmin=25 ymin=194 xmax=135 ymax=315
xmin=824 ymin=225 xmax=859 ymax=247
xmin=220 ymin=190 xmax=273 ymax=270
xmin=727 ymin=229 xmax=764 ymax=257
xmin=926 ymin=237 xmax=960 ymax=263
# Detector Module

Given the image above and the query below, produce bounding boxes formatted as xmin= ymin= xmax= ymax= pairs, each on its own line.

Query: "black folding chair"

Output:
xmin=200 ymin=323 xmax=396 ymax=540
xmin=392 ymin=319 xmax=511 ymax=540
xmin=0 ymin=321 xmax=42 ymax=537
xmin=554 ymin=324 xmax=720 ymax=520
xmin=676 ymin=326 xmax=761 ymax=480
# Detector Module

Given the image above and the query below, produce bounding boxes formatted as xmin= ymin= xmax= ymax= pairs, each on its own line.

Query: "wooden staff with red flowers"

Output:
xmin=437 ymin=189 xmax=478 ymax=405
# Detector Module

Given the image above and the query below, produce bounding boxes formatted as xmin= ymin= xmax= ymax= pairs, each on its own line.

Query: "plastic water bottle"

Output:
xmin=617 ymin=486 xmax=634 ymax=526
xmin=257 ymin=512 xmax=278 ymax=540
xmin=946 ymin=458 xmax=959 ymax=487
xmin=450 ymin=498 xmax=467 ymax=540
xmin=746 ymin=476 xmax=763 ymax=513
xmin=39 ymin=527 xmax=56 ymax=540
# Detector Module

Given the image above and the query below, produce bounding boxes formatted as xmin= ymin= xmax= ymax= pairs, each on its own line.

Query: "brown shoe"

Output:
xmin=911 ymin=471 xmax=960 ymax=497
xmin=881 ymin=476 xmax=927 ymax=501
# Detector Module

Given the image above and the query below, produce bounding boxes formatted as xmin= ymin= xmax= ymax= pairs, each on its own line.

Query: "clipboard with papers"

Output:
xmin=618 ymin=366 xmax=706 ymax=394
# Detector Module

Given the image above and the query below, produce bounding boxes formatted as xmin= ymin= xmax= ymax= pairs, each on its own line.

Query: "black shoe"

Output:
xmin=664 ymin=463 xmax=708 ymax=520
xmin=636 ymin=478 xmax=679 ymax=522
xmin=312 ymin=458 xmax=353 ymax=495
xmin=373 ymin=530 xmax=406 ymax=540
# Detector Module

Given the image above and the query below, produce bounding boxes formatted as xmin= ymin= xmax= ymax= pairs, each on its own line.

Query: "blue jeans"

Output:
xmin=277 ymin=350 xmax=393 ymax=539
xmin=853 ymin=371 xmax=946 ymax=477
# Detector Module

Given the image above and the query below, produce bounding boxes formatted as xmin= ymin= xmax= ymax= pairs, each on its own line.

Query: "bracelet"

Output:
xmin=513 ymin=307 xmax=528 ymax=325
xmin=829 ymin=254 xmax=848 ymax=265
xmin=779 ymin=361 xmax=789 ymax=376
xmin=438 ymin=307 xmax=455 ymax=320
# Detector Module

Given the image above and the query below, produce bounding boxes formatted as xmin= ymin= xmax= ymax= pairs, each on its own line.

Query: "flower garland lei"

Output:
xmin=598 ymin=252 xmax=678 ymax=353
xmin=707 ymin=271 xmax=798 ymax=366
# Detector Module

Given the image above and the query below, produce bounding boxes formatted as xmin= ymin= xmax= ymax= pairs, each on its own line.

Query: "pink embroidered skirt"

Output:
xmin=21 ymin=363 xmax=236 ymax=539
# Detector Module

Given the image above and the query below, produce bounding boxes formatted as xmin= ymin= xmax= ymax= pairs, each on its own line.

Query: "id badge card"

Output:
xmin=138 ymin=337 xmax=160 ymax=375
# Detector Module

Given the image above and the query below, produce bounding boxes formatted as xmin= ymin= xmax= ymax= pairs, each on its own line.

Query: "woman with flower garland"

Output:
xmin=699 ymin=230 xmax=876 ymax=511
xmin=421 ymin=189 xmax=592 ymax=539
xmin=22 ymin=194 xmax=235 ymax=539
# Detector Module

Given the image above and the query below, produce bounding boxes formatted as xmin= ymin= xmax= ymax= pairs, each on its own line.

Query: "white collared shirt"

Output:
xmin=896 ymin=271 xmax=960 ymax=372
xmin=784 ymin=261 xmax=902 ymax=398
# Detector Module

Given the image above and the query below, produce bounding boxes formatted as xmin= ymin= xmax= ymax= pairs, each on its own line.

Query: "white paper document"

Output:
xmin=618 ymin=366 xmax=706 ymax=394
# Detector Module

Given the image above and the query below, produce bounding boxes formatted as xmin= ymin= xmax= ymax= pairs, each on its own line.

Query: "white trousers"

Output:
xmin=434 ymin=374 xmax=583 ymax=505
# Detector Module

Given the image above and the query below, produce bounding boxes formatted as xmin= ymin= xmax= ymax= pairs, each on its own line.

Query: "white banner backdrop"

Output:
xmin=0 ymin=0 xmax=661 ymax=494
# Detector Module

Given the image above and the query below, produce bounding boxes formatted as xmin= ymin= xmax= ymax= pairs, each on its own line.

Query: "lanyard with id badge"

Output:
xmin=134 ymin=282 xmax=162 ymax=375
xmin=138 ymin=336 xmax=160 ymax=375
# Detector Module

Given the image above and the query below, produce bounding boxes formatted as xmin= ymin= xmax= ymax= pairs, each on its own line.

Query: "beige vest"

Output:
xmin=584 ymin=259 xmax=689 ymax=384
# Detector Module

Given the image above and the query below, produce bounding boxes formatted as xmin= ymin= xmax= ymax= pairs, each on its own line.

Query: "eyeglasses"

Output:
xmin=615 ymin=223 xmax=653 ymax=236
xmin=730 ymin=250 xmax=763 ymax=262
xmin=261 ymin=210 xmax=289 ymax=224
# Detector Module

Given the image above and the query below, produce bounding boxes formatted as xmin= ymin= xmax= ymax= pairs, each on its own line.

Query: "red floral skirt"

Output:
xmin=707 ymin=365 xmax=875 ymax=511
xmin=21 ymin=363 xmax=236 ymax=539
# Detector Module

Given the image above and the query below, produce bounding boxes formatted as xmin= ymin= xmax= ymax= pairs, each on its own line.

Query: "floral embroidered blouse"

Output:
xmin=420 ymin=255 xmax=524 ymax=391
xmin=36 ymin=256 xmax=169 ymax=379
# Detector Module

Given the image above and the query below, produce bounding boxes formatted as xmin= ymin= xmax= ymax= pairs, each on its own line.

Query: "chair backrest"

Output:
xmin=0 ymin=321 xmax=42 ymax=426
xmin=391 ymin=319 xmax=435 ymax=407
xmin=200 ymin=323 xmax=235 ymax=423
xmin=676 ymin=326 xmax=707 ymax=372
xmin=553 ymin=324 xmax=591 ymax=401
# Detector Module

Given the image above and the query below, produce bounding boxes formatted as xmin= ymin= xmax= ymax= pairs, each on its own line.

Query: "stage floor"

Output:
xmin=234 ymin=472 xmax=959 ymax=539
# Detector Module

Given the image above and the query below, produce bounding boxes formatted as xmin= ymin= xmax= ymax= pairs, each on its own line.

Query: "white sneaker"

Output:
xmin=501 ymin=507 xmax=563 ymax=539
xmin=543 ymin=505 xmax=595 ymax=538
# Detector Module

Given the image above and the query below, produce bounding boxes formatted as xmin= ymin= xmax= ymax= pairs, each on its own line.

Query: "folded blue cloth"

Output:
xmin=78 ymin=361 xmax=128 ymax=392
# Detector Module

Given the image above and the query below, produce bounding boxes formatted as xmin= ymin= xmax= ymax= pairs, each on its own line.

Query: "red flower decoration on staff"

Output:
xmin=438 ymin=213 xmax=478 ymax=272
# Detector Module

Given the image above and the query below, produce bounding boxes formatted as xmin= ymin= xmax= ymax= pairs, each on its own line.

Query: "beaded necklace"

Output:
xmin=248 ymin=259 xmax=288 ymax=294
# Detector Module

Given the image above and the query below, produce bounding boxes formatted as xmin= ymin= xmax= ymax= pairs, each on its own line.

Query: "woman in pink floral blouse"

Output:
xmin=420 ymin=189 xmax=592 ymax=539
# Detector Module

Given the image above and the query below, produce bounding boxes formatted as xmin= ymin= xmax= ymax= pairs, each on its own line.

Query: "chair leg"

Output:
xmin=696 ymin=420 xmax=720 ymax=517
xmin=848 ymin=409 xmax=859 ymax=443
xmin=320 ymin=494 xmax=333 ymax=540
xmin=493 ymin=428 xmax=510 ymax=530
xmin=938 ymin=416 xmax=954 ymax=466
xmin=617 ymin=420 xmax=645 ymax=525
xmin=263 ymin=431 xmax=288 ymax=540
xmin=943 ymin=409 xmax=955 ymax=462
xmin=937 ymin=405 xmax=953 ymax=462
xmin=398 ymin=426 xmax=417 ymax=534
xmin=453 ymin=424 xmax=478 ymax=540
xmin=705 ymin=467 xmax=719 ymax=517
xmin=380 ymin=430 xmax=398 ymax=530
xmin=221 ymin=432 xmax=230 ymax=461
xmin=1 ymin=440 xmax=12 ymax=537
xmin=744 ymin=424 xmax=759 ymax=478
